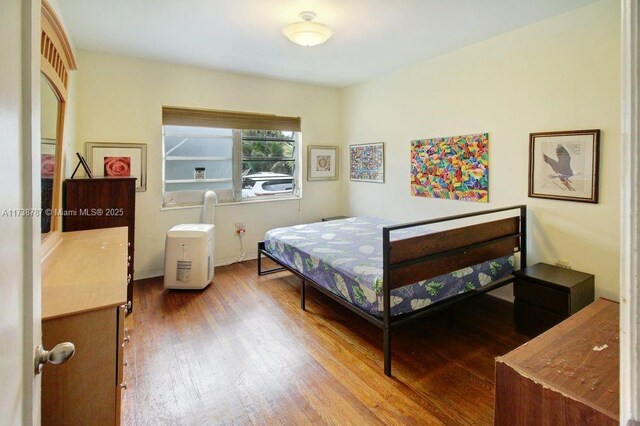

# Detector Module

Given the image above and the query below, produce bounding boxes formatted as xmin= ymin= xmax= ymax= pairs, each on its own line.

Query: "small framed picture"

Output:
xmin=307 ymin=145 xmax=339 ymax=181
xmin=350 ymin=142 xmax=384 ymax=183
xmin=76 ymin=153 xmax=93 ymax=178
xmin=528 ymin=129 xmax=600 ymax=203
xmin=87 ymin=142 xmax=147 ymax=191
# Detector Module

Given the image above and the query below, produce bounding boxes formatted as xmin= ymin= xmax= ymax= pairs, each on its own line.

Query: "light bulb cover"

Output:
xmin=282 ymin=12 xmax=333 ymax=47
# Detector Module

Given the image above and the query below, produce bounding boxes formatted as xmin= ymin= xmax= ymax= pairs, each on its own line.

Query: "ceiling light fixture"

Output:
xmin=282 ymin=11 xmax=333 ymax=47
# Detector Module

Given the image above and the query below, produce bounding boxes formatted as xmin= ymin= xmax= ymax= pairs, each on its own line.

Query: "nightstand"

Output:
xmin=321 ymin=216 xmax=349 ymax=222
xmin=513 ymin=262 xmax=594 ymax=336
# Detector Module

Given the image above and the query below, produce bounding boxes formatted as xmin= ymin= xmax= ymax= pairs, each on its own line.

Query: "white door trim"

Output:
xmin=620 ymin=0 xmax=639 ymax=423
xmin=22 ymin=0 xmax=41 ymax=424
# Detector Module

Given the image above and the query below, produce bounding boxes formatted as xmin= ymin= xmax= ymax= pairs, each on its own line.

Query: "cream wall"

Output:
xmin=74 ymin=52 xmax=343 ymax=278
xmin=341 ymin=0 xmax=620 ymax=299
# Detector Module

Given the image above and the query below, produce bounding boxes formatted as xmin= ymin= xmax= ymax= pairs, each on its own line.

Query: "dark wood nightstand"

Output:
xmin=514 ymin=262 xmax=594 ymax=336
xmin=321 ymin=216 xmax=349 ymax=222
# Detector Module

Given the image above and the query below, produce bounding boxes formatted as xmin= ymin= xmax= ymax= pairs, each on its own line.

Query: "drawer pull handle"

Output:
xmin=121 ymin=382 xmax=127 ymax=390
xmin=127 ymin=274 xmax=132 ymax=284
xmin=123 ymin=361 xmax=128 ymax=367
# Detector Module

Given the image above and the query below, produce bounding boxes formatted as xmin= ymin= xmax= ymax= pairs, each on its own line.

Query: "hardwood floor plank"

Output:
xmin=122 ymin=260 xmax=529 ymax=425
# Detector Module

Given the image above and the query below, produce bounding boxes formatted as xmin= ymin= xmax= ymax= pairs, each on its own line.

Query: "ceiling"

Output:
xmin=56 ymin=0 xmax=598 ymax=87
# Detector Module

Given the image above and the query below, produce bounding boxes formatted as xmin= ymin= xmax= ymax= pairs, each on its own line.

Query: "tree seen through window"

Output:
xmin=241 ymin=130 xmax=295 ymax=176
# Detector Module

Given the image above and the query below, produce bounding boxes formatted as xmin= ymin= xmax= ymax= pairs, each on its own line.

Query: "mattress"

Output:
xmin=264 ymin=217 xmax=514 ymax=317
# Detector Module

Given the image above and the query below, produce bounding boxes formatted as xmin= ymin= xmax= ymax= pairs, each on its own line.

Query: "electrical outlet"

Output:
xmin=555 ymin=260 xmax=572 ymax=269
xmin=234 ymin=222 xmax=246 ymax=235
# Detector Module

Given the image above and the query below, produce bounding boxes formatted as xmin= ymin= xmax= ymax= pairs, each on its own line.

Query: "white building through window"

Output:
xmin=162 ymin=107 xmax=301 ymax=206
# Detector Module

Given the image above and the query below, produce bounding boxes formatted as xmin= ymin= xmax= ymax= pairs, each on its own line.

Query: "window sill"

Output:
xmin=161 ymin=194 xmax=302 ymax=211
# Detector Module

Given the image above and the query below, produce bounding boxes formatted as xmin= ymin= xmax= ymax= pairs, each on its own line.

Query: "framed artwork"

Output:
xmin=349 ymin=142 xmax=384 ymax=183
xmin=307 ymin=145 xmax=339 ymax=181
xmin=87 ymin=142 xmax=147 ymax=191
xmin=528 ymin=129 xmax=600 ymax=203
xmin=411 ymin=133 xmax=489 ymax=202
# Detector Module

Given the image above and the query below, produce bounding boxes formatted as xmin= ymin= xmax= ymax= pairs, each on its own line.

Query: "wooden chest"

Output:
xmin=495 ymin=298 xmax=619 ymax=425
xmin=63 ymin=177 xmax=136 ymax=311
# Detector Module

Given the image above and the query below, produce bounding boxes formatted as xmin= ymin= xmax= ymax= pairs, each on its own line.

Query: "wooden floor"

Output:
xmin=122 ymin=259 xmax=529 ymax=425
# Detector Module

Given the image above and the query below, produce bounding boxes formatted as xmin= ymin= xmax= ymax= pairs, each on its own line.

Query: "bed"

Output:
xmin=258 ymin=205 xmax=527 ymax=376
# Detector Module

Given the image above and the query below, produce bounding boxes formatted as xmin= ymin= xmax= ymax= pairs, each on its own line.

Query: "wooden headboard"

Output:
xmin=384 ymin=208 xmax=525 ymax=290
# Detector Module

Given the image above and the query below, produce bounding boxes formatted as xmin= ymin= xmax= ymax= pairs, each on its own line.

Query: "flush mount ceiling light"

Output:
xmin=282 ymin=11 xmax=333 ymax=47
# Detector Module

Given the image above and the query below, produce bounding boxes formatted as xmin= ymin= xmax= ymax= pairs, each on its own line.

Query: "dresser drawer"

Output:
xmin=42 ymin=307 xmax=119 ymax=425
xmin=514 ymin=299 xmax=567 ymax=336
xmin=514 ymin=278 xmax=570 ymax=315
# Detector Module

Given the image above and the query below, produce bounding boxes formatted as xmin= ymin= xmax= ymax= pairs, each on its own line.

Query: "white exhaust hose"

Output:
xmin=201 ymin=190 xmax=218 ymax=224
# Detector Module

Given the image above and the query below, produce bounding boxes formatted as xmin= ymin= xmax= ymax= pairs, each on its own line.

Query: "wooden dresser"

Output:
xmin=63 ymin=177 xmax=136 ymax=312
xmin=495 ymin=298 xmax=619 ymax=425
xmin=42 ymin=227 xmax=129 ymax=425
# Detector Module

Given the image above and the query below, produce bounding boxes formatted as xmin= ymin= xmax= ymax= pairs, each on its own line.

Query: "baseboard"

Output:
xmin=134 ymin=268 xmax=164 ymax=280
xmin=134 ymin=251 xmax=259 ymax=281
xmin=215 ymin=251 xmax=258 ymax=267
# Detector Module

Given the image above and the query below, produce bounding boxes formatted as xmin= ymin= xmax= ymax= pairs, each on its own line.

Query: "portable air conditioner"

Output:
xmin=164 ymin=224 xmax=215 ymax=289
xmin=164 ymin=191 xmax=217 ymax=290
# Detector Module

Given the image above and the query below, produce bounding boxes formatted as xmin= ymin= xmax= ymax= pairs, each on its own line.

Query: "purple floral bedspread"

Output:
xmin=265 ymin=217 xmax=514 ymax=317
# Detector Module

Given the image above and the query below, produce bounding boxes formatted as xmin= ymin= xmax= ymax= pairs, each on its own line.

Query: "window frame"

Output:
xmin=161 ymin=125 xmax=302 ymax=208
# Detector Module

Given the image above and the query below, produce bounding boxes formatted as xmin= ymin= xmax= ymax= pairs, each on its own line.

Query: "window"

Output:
xmin=162 ymin=107 xmax=301 ymax=206
xmin=241 ymin=130 xmax=297 ymax=197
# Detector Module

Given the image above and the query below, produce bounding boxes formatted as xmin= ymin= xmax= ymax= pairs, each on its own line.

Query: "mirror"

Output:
xmin=40 ymin=0 xmax=77 ymax=247
xmin=40 ymin=75 xmax=61 ymax=235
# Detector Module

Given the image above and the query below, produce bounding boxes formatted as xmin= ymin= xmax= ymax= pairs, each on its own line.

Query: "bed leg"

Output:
xmin=301 ymin=279 xmax=306 ymax=311
xmin=383 ymin=326 xmax=391 ymax=377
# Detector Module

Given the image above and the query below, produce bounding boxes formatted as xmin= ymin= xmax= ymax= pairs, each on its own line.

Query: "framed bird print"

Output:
xmin=528 ymin=129 xmax=600 ymax=203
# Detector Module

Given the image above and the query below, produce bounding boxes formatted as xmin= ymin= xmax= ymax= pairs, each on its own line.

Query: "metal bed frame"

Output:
xmin=258 ymin=205 xmax=527 ymax=376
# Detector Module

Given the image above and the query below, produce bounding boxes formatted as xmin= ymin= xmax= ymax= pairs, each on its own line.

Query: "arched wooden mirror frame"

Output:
xmin=40 ymin=0 xmax=76 ymax=243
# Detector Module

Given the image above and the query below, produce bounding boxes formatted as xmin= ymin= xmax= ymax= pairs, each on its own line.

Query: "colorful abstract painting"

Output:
xmin=411 ymin=133 xmax=489 ymax=202
xmin=350 ymin=142 xmax=384 ymax=183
